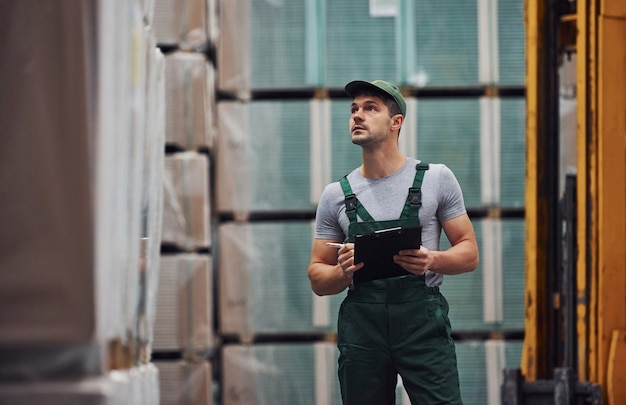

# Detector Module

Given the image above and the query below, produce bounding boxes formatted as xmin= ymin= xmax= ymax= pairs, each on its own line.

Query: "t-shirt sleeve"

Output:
xmin=437 ymin=165 xmax=467 ymax=222
xmin=315 ymin=182 xmax=346 ymax=241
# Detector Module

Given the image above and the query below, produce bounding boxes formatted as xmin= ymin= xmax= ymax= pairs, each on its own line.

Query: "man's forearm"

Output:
xmin=308 ymin=263 xmax=352 ymax=296
xmin=429 ymin=240 xmax=479 ymax=275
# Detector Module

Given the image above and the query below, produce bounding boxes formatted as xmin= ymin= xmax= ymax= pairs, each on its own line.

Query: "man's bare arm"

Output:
xmin=394 ymin=214 xmax=479 ymax=275
xmin=308 ymin=239 xmax=363 ymax=296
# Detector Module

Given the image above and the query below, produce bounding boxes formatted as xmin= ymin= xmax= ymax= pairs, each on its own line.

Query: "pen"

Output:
xmin=326 ymin=242 xmax=345 ymax=249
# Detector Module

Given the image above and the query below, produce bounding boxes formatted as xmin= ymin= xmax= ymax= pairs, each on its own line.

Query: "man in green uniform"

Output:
xmin=308 ymin=80 xmax=479 ymax=404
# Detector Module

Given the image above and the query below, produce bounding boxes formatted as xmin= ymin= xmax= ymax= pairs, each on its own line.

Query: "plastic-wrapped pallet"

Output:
xmin=164 ymin=51 xmax=217 ymax=151
xmin=0 ymin=0 xmax=154 ymax=379
xmin=215 ymin=0 xmax=509 ymax=90
xmin=222 ymin=343 xmax=340 ymax=405
xmin=453 ymin=340 xmax=523 ymax=405
xmin=0 ymin=380 xmax=121 ymax=405
xmin=413 ymin=100 xmax=525 ymax=208
xmin=0 ymin=365 xmax=159 ymax=405
xmin=216 ymin=0 xmax=525 ymax=91
xmin=97 ymin=0 xmax=154 ymax=370
xmin=161 ymin=152 xmax=211 ymax=251
xmin=130 ymin=364 xmax=161 ymax=405
xmin=218 ymin=222 xmax=343 ymax=340
xmin=222 ymin=342 xmax=497 ymax=405
xmin=324 ymin=1 xmax=398 ymax=87
xmin=412 ymin=97 xmax=526 ymax=333
xmin=96 ymin=0 xmax=147 ymax=359
xmin=138 ymin=0 xmax=155 ymax=27
xmin=216 ymin=101 xmax=320 ymax=216
xmin=216 ymin=98 xmax=403 ymax=215
xmin=440 ymin=218 xmax=525 ymax=332
xmin=217 ymin=0 xmax=315 ymax=96
xmin=154 ymin=360 xmax=213 ymax=405
xmin=152 ymin=0 xmax=218 ymax=51
xmin=138 ymin=29 xmax=167 ymax=362
xmin=215 ymin=0 xmax=400 ymax=91
xmin=154 ymin=254 xmax=214 ymax=353
xmin=106 ymin=366 xmax=160 ymax=405
xmin=328 ymin=0 xmax=514 ymax=87
xmin=482 ymin=0 xmax=526 ymax=86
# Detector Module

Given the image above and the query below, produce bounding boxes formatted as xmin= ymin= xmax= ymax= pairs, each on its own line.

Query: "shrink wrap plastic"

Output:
xmin=154 ymin=254 xmax=214 ymax=353
xmin=220 ymin=341 xmax=523 ymax=405
xmin=0 ymin=364 xmax=159 ymax=405
xmin=154 ymin=360 xmax=213 ymax=405
xmin=452 ymin=340 xmax=523 ymax=404
xmin=0 ymin=0 xmax=101 ymax=353
xmin=216 ymin=0 xmax=524 ymax=93
xmin=440 ymin=218 xmax=525 ymax=332
xmin=161 ymin=152 xmax=211 ymax=251
xmin=138 ymin=28 xmax=167 ymax=363
xmin=153 ymin=0 xmax=217 ymax=50
xmin=216 ymin=101 xmax=323 ymax=216
xmin=221 ymin=343 xmax=341 ymax=405
xmin=0 ymin=0 xmax=165 ymax=380
xmin=138 ymin=0 xmax=155 ymax=26
xmin=217 ymin=0 xmax=317 ymax=96
xmin=218 ymin=222 xmax=343 ymax=340
xmin=164 ymin=52 xmax=217 ymax=151
xmin=216 ymin=0 xmax=250 ymax=98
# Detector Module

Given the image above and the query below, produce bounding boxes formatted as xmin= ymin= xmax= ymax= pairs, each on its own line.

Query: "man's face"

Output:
xmin=349 ymin=95 xmax=394 ymax=147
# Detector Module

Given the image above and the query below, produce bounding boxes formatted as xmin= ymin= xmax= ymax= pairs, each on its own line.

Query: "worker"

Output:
xmin=308 ymin=79 xmax=479 ymax=404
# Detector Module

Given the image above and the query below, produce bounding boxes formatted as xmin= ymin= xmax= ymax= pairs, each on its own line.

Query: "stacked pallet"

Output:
xmin=213 ymin=1 xmax=527 ymax=404
xmin=0 ymin=0 xmax=165 ymax=403
xmin=150 ymin=0 xmax=218 ymax=404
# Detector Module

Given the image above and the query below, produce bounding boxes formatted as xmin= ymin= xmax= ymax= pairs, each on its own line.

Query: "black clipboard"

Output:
xmin=353 ymin=226 xmax=422 ymax=283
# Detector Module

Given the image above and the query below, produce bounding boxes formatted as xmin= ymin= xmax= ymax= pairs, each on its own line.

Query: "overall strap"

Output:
xmin=399 ymin=162 xmax=429 ymax=222
xmin=339 ymin=177 xmax=375 ymax=223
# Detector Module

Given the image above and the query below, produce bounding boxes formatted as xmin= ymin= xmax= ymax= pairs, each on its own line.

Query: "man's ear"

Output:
xmin=390 ymin=114 xmax=403 ymax=131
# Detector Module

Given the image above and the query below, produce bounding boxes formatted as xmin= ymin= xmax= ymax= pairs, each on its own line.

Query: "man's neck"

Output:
xmin=359 ymin=150 xmax=407 ymax=179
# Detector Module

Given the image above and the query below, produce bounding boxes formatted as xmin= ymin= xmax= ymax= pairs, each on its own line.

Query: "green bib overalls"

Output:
xmin=337 ymin=163 xmax=463 ymax=405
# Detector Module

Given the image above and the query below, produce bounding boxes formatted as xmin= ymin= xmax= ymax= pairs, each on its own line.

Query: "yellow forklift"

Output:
xmin=502 ymin=0 xmax=626 ymax=403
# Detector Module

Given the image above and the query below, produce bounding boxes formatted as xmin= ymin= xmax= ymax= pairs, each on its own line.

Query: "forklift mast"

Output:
xmin=506 ymin=0 xmax=626 ymax=403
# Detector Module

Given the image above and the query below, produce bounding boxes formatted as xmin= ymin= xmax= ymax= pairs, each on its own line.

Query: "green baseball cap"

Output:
xmin=344 ymin=80 xmax=406 ymax=116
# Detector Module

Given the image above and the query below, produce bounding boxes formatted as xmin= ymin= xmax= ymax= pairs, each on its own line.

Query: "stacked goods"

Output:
xmin=0 ymin=0 xmax=165 ymax=403
xmin=151 ymin=1 xmax=218 ymax=404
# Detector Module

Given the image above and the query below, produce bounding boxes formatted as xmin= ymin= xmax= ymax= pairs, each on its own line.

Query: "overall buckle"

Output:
xmin=345 ymin=194 xmax=358 ymax=211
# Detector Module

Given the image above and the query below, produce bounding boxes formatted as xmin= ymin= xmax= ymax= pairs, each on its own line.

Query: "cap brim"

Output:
xmin=344 ymin=80 xmax=380 ymax=98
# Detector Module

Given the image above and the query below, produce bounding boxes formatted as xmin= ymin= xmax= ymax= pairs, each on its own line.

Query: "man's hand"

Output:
xmin=335 ymin=243 xmax=364 ymax=279
xmin=309 ymin=240 xmax=364 ymax=296
xmin=393 ymin=246 xmax=431 ymax=276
